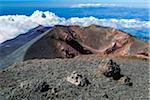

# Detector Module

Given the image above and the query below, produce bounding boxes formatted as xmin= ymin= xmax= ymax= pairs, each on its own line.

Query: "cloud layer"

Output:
xmin=0 ymin=10 xmax=149 ymax=43
xmin=71 ymin=3 xmax=117 ymax=8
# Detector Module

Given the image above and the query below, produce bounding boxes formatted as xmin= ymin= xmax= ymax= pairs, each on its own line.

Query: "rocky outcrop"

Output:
xmin=98 ymin=59 xmax=121 ymax=78
xmin=98 ymin=59 xmax=132 ymax=86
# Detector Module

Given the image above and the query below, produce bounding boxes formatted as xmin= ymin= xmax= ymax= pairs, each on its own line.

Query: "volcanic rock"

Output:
xmin=0 ymin=55 xmax=149 ymax=99
xmin=98 ymin=59 xmax=121 ymax=78
xmin=117 ymin=76 xmax=132 ymax=86
xmin=98 ymin=59 xmax=133 ymax=86
xmin=66 ymin=71 xmax=90 ymax=87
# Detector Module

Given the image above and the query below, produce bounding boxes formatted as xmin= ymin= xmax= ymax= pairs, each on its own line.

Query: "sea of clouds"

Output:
xmin=0 ymin=10 xmax=150 ymax=43
xmin=71 ymin=3 xmax=117 ymax=8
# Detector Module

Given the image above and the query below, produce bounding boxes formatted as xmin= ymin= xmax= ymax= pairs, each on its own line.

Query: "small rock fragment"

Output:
xmin=118 ymin=76 xmax=132 ymax=86
xmin=35 ymin=81 xmax=49 ymax=92
xmin=66 ymin=71 xmax=90 ymax=87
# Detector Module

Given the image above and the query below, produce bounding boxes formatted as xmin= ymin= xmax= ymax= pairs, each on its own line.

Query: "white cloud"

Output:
xmin=0 ymin=10 xmax=149 ymax=43
xmin=71 ymin=3 xmax=117 ymax=8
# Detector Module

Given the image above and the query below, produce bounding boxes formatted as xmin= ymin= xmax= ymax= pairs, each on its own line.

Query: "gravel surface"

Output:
xmin=0 ymin=55 xmax=149 ymax=100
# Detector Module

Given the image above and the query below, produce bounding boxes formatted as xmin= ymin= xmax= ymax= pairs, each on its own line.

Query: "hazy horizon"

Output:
xmin=0 ymin=0 xmax=149 ymax=8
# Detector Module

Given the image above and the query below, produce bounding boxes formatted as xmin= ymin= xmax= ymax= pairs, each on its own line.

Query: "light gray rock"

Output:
xmin=66 ymin=71 xmax=90 ymax=87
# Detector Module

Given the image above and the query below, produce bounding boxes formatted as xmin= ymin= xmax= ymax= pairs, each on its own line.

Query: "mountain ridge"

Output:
xmin=0 ymin=25 xmax=149 ymax=68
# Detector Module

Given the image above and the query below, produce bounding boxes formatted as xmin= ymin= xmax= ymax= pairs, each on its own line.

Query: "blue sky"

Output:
xmin=0 ymin=0 xmax=149 ymax=8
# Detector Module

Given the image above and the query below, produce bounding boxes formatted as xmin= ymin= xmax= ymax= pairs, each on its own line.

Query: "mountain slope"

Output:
xmin=0 ymin=26 xmax=51 ymax=59
xmin=0 ymin=55 xmax=149 ymax=100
